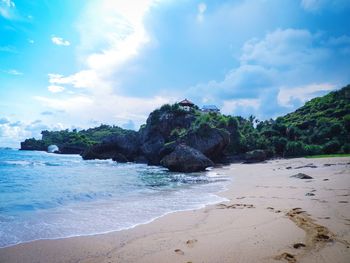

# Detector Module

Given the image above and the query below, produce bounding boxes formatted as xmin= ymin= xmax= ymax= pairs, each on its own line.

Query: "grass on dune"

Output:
xmin=305 ymin=154 xmax=350 ymax=158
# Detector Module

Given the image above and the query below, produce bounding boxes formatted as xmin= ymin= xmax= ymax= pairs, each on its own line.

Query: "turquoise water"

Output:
xmin=0 ymin=148 xmax=229 ymax=247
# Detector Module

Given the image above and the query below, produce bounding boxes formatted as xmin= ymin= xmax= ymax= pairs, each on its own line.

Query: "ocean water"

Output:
xmin=0 ymin=148 xmax=229 ymax=248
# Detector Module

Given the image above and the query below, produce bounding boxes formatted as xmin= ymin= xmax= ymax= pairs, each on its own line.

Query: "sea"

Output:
xmin=0 ymin=148 xmax=229 ymax=248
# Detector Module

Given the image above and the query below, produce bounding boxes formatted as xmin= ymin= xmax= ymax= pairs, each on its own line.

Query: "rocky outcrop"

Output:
xmin=138 ymin=107 xmax=195 ymax=164
xmin=59 ymin=145 xmax=86 ymax=154
xmin=160 ymin=144 xmax=214 ymax=172
xmin=102 ymin=131 xmax=140 ymax=160
xmin=139 ymin=134 xmax=165 ymax=165
xmin=81 ymin=143 xmax=119 ymax=160
xmin=82 ymin=131 xmax=140 ymax=162
xmin=20 ymin=138 xmax=47 ymax=151
xmin=180 ymin=124 xmax=230 ymax=160
xmin=244 ymin=149 xmax=267 ymax=163
xmin=20 ymin=104 xmax=233 ymax=172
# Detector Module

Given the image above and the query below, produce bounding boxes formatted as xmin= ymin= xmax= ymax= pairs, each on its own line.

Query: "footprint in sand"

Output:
xmin=274 ymin=252 xmax=297 ymax=263
xmin=293 ymin=243 xmax=306 ymax=249
xmin=305 ymin=192 xmax=315 ymax=196
xmin=311 ymin=199 xmax=328 ymax=203
xmin=186 ymin=239 xmax=198 ymax=248
xmin=266 ymin=207 xmax=282 ymax=213
xmin=274 ymin=208 xmax=337 ymax=262
xmin=217 ymin=203 xmax=255 ymax=209
xmin=174 ymin=249 xmax=184 ymax=255
xmin=317 ymin=216 xmax=331 ymax=220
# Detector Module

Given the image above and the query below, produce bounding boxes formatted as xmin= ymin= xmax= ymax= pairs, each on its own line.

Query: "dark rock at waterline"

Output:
xmin=134 ymin=155 xmax=148 ymax=164
xmin=102 ymin=131 xmax=140 ymax=159
xmin=82 ymin=131 xmax=140 ymax=161
xmin=179 ymin=124 xmax=230 ymax=161
xmin=159 ymin=141 xmax=177 ymax=160
xmin=20 ymin=139 xmax=46 ymax=151
xmin=160 ymin=144 xmax=214 ymax=172
xmin=82 ymin=143 xmax=119 ymax=160
xmin=244 ymin=150 xmax=267 ymax=163
xmin=59 ymin=145 xmax=85 ymax=154
xmin=158 ymin=125 xmax=230 ymax=162
xmin=291 ymin=173 xmax=313 ymax=179
xmin=137 ymin=108 xmax=195 ymax=164
xmin=139 ymin=133 xmax=165 ymax=165
xmin=112 ymin=153 xmax=128 ymax=163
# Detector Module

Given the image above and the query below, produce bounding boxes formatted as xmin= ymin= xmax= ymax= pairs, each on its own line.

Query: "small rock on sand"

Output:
xmin=291 ymin=173 xmax=313 ymax=179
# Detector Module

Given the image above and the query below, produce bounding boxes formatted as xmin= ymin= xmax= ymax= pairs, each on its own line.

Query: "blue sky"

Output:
xmin=0 ymin=0 xmax=350 ymax=147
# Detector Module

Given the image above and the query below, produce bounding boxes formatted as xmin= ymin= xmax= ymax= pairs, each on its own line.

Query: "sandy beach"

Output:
xmin=1 ymin=157 xmax=349 ymax=263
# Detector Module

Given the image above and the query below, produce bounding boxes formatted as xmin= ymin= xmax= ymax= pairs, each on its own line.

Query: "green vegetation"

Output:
xmin=157 ymin=85 xmax=350 ymax=158
xmin=253 ymin=85 xmax=350 ymax=157
xmin=305 ymin=154 xmax=350 ymax=158
xmin=22 ymin=84 xmax=350 ymax=158
xmin=21 ymin=124 xmax=134 ymax=152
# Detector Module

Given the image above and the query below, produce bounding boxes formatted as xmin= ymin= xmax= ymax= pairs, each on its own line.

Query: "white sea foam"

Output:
xmin=0 ymin=149 xmax=230 ymax=248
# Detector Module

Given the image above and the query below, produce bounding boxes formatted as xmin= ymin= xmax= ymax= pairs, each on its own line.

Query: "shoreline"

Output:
xmin=0 ymin=191 xmax=228 ymax=250
xmin=1 ymin=157 xmax=349 ymax=262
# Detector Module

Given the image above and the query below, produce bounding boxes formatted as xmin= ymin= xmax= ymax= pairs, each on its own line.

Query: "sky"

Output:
xmin=0 ymin=0 xmax=350 ymax=147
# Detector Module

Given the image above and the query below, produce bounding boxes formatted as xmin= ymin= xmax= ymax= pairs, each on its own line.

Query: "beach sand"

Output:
xmin=1 ymin=157 xmax=349 ymax=263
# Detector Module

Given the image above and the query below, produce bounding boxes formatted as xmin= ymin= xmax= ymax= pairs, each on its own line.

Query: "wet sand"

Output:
xmin=0 ymin=157 xmax=349 ymax=263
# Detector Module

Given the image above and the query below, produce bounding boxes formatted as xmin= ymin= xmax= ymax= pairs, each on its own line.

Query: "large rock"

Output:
xmin=82 ymin=131 xmax=140 ymax=161
xmin=160 ymin=144 xmax=214 ymax=172
xmin=139 ymin=133 xmax=165 ymax=165
xmin=59 ymin=145 xmax=86 ymax=154
xmin=81 ymin=143 xmax=119 ymax=160
xmin=180 ymin=124 xmax=230 ymax=160
xmin=20 ymin=138 xmax=46 ymax=151
xmin=138 ymin=106 xmax=196 ymax=164
xmin=102 ymin=131 xmax=140 ymax=159
xmin=140 ymin=108 xmax=195 ymax=141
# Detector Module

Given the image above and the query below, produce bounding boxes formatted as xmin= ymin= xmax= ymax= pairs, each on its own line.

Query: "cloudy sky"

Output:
xmin=1 ymin=0 xmax=350 ymax=147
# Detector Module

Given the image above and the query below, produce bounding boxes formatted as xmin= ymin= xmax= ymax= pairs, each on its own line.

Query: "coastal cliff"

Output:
xmin=20 ymin=85 xmax=350 ymax=171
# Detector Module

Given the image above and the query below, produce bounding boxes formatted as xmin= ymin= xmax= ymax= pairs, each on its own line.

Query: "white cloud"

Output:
xmin=47 ymin=0 xmax=162 ymax=93
xmin=38 ymin=0 xmax=169 ymax=129
xmin=197 ymin=2 xmax=207 ymax=23
xmin=300 ymin=0 xmax=350 ymax=12
xmin=277 ymin=83 xmax=336 ymax=107
xmin=51 ymin=36 xmax=70 ymax=46
xmin=1 ymin=0 xmax=14 ymax=7
xmin=0 ymin=0 xmax=15 ymax=19
xmin=71 ymin=0 xmax=160 ymax=84
xmin=0 ymin=116 xmax=66 ymax=148
xmin=34 ymin=95 xmax=94 ymax=112
xmin=48 ymin=85 xmax=65 ymax=93
xmin=34 ymin=93 xmax=172 ymax=129
xmin=2 ymin=69 xmax=22 ymax=75
xmin=222 ymin=99 xmax=260 ymax=115
xmin=0 ymin=0 xmax=18 ymax=20
xmin=0 ymin=117 xmax=10 ymax=124
xmin=0 ymin=45 xmax=17 ymax=53
xmin=300 ymin=0 xmax=322 ymax=11
xmin=48 ymin=71 xmax=101 ymax=90
xmin=240 ymin=28 xmax=329 ymax=67
xmin=187 ymin=28 xmax=350 ymax=118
